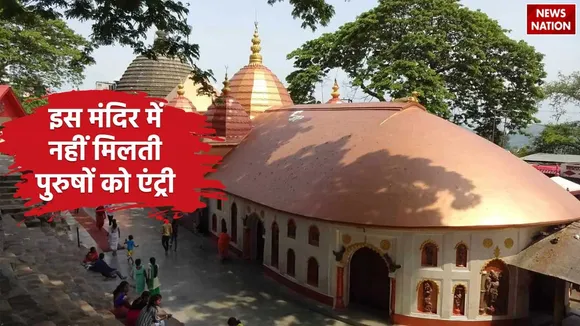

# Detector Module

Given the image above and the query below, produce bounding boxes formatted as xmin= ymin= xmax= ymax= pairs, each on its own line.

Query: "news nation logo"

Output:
xmin=527 ymin=3 xmax=576 ymax=35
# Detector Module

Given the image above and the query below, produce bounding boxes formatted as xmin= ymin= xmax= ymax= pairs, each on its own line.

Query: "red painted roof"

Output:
xmin=532 ymin=164 xmax=560 ymax=176
xmin=0 ymin=85 xmax=26 ymax=118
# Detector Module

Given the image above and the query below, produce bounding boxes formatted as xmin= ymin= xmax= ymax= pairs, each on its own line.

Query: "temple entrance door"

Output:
xmin=256 ymin=219 xmax=265 ymax=263
xmin=244 ymin=214 xmax=265 ymax=263
xmin=349 ymin=247 xmax=390 ymax=314
xmin=199 ymin=207 xmax=209 ymax=234
xmin=529 ymin=271 xmax=556 ymax=314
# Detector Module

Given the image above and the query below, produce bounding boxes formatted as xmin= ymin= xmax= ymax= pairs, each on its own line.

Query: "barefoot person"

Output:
xmin=96 ymin=206 xmax=106 ymax=231
xmin=146 ymin=257 xmax=161 ymax=296
xmin=217 ymin=228 xmax=230 ymax=262
xmin=169 ymin=219 xmax=178 ymax=252
xmin=82 ymin=247 xmax=99 ymax=267
xmin=109 ymin=219 xmax=121 ymax=256
xmin=104 ymin=204 xmax=114 ymax=226
xmin=89 ymin=253 xmax=126 ymax=279
xmin=136 ymin=294 xmax=172 ymax=326
xmin=132 ymin=258 xmax=147 ymax=295
xmin=124 ymin=235 xmax=139 ymax=265
xmin=126 ymin=291 xmax=150 ymax=326
xmin=113 ymin=281 xmax=131 ymax=318
xmin=161 ymin=219 xmax=172 ymax=255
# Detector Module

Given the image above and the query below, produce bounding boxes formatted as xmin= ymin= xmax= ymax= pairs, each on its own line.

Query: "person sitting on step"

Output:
xmin=113 ymin=281 xmax=132 ymax=318
xmin=125 ymin=291 xmax=150 ymax=326
xmin=89 ymin=253 xmax=126 ymax=279
xmin=82 ymin=247 xmax=99 ymax=268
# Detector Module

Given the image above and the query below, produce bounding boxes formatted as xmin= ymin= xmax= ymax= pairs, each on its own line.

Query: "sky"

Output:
xmin=66 ymin=0 xmax=580 ymax=124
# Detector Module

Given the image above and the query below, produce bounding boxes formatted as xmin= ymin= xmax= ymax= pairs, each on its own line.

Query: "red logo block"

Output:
xmin=527 ymin=4 xmax=576 ymax=35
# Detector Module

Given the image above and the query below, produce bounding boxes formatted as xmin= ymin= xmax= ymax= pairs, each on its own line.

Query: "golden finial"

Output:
xmin=249 ymin=21 xmax=263 ymax=65
xmin=394 ymin=91 xmax=421 ymax=103
xmin=177 ymin=80 xmax=185 ymax=96
xmin=222 ymin=67 xmax=230 ymax=95
xmin=331 ymin=79 xmax=340 ymax=99
xmin=410 ymin=91 xmax=420 ymax=102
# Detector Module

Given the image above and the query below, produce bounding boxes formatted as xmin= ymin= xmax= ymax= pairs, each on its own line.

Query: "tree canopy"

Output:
xmin=530 ymin=122 xmax=580 ymax=155
xmin=0 ymin=15 xmax=93 ymax=102
xmin=286 ymin=0 xmax=547 ymax=142
xmin=1 ymin=0 xmax=338 ymax=94
xmin=545 ymin=71 xmax=580 ymax=122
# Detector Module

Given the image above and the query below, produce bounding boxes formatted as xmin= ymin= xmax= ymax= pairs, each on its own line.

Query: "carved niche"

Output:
xmin=417 ymin=280 xmax=438 ymax=314
xmin=420 ymin=240 xmax=438 ymax=267
xmin=455 ymin=242 xmax=468 ymax=267
xmin=453 ymin=284 xmax=466 ymax=315
xmin=479 ymin=259 xmax=509 ymax=316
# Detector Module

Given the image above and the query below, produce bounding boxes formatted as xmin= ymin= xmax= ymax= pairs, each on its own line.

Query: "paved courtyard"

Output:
xmin=84 ymin=207 xmax=355 ymax=326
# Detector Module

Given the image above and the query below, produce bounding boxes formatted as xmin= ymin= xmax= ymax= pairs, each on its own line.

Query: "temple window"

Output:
xmin=230 ymin=203 xmax=238 ymax=243
xmin=479 ymin=259 xmax=509 ymax=316
xmin=308 ymin=225 xmax=320 ymax=247
xmin=211 ymin=214 xmax=217 ymax=232
xmin=420 ymin=241 xmax=438 ymax=267
xmin=217 ymin=199 xmax=222 ymax=210
xmin=307 ymin=257 xmax=319 ymax=287
xmin=220 ymin=219 xmax=227 ymax=233
xmin=287 ymin=219 xmax=296 ymax=239
xmin=453 ymin=285 xmax=466 ymax=315
xmin=417 ymin=280 xmax=438 ymax=314
xmin=455 ymin=243 xmax=468 ymax=267
xmin=287 ymin=249 xmax=296 ymax=277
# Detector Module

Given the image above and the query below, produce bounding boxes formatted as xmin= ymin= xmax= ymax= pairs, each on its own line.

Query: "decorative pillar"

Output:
xmin=243 ymin=227 xmax=251 ymax=260
xmin=335 ymin=263 xmax=345 ymax=309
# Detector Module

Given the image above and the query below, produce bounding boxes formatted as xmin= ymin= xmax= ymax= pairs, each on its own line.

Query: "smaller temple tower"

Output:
xmin=228 ymin=22 xmax=293 ymax=119
xmin=204 ymin=72 xmax=252 ymax=157
xmin=326 ymin=79 xmax=343 ymax=104
xmin=166 ymin=82 xmax=197 ymax=112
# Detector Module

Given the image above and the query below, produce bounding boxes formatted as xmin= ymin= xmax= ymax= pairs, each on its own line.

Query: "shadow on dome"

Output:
xmin=212 ymin=108 xmax=483 ymax=228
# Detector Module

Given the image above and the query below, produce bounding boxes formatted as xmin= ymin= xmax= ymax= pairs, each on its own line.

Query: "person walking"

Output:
xmin=124 ymin=235 xmax=139 ymax=265
xmin=161 ymin=219 xmax=172 ymax=255
xmin=104 ymin=204 xmax=114 ymax=226
xmin=146 ymin=257 xmax=161 ymax=296
xmin=132 ymin=258 xmax=147 ymax=295
xmin=217 ymin=228 xmax=231 ymax=262
xmin=109 ymin=219 xmax=121 ymax=256
xmin=96 ymin=206 xmax=106 ymax=231
xmin=169 ymin=219 xmax=178 ymax=252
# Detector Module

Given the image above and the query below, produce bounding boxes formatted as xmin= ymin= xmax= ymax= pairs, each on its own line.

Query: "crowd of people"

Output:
xmin=82 ymin=206 xmax=244 ymax=325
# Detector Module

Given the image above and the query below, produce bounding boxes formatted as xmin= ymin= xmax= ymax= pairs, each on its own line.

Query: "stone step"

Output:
xmin=1 ymin=204 xmax=30 ymax=214
xmin=0 ymin=174 xmax=23 ymax=183
xmin=0 ymin=190 xmax=18 ymax=198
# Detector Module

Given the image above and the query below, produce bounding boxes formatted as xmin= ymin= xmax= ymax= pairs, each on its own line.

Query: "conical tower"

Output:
xmin=166 ymin=81 xmax=197 ymax=112
xmin=116 ymin=31 xmax=193 ymax=98
xmin=228 ymin=22 xmax=293 ymax=119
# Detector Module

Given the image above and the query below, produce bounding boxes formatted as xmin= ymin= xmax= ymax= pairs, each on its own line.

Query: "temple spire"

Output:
xmin=177 ymin=79 xmax=185 ymax=96
xmin=222 ymin=68 xmax=231 ymax=95
xmin=331 ymin=79 xmax=340 ymax=99
xmin=249 ymin=22 xmax=263 ymax=65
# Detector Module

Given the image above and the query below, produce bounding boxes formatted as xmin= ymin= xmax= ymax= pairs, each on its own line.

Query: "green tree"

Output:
xmin=286 ymin=0 xmax=547 ymax=142
xmin=1 ymin=0 xmax=337 ymax=93
xmin=531 ymin=122 xmax=580 ymax=155
xmin=544 ymin=71 xmax=580 ymax=122
xmin=0 ymin=16 xmax=93 ymax=104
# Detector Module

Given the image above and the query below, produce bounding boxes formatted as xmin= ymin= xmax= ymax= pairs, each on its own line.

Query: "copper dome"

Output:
xmin=228 ymin=23 xmax=293 ymax=119
xmin=167 ymin=82 xmax=196 ymax=112
xmin=116 ymin=31 xmax=192 ymax=98
xmin=204 ymin=74 xmax=252 ymax=142
xmin=209 ymin=101 xmax=580 ymax=229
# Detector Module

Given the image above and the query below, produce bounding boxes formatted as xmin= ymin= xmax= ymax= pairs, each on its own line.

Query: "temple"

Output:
xmin=113 ymin=23 xmax=580 ymax=326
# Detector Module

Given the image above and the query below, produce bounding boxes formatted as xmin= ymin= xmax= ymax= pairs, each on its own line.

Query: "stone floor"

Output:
xmin=83 ymin=206 xmax=382 ymax=326
xmin=0 ymin=215 xmax=123 ymax=326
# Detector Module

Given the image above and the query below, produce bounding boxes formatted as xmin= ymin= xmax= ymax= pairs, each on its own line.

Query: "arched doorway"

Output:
xmin=243 ymin=214 xmax=265 ymax=263
xmin=349 ymin=247 xmax=390 ymax=314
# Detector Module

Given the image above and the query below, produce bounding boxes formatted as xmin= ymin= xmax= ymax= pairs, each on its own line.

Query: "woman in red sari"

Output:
xmin=217 ymin=228 xmax=230 ymax=262
xmin=96 ymin=206 xmax=106 ymax=231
